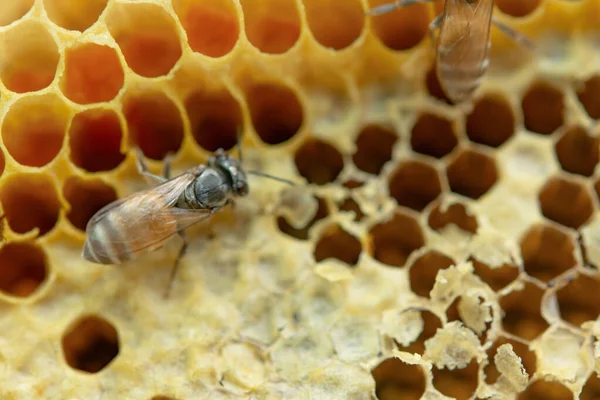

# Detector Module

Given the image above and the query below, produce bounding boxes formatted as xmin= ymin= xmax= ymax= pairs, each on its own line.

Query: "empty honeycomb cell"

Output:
xmin=409 ymin=250 xmax=455 ymax=298
xmin=577 ymin=75 xmax=600 ymax=120
xmin=185 ymin=89 xmax=242 ymax=152
xmin=337 ymin=197 xmax=364 ymax=221
xmin=0 ymin=242 xmax=47 ymax=298
xmin=239 ymin=0 xmax=301 ymax=54
xmin=495 ymin=0 xmax=541 ymax=17
xmin=246 ymin=83 xmax=303 ymax=145
xmin=173 ymin=0 xmax=239 ymax=58
xmin=1 ymin=94 xmax=69 ymax=167
xmin=61 ymin=314 xmax=119 ymax=373
xmin=411 ymin=112 xmax=458 ymax=159
xmin=500 ymin=282 xmax=549 ymax=341
xmin=313 ymin=224 xmax=362 ymax=266
xmin=367 ymin=0 xmax=429 ymax=51
xmin=68 ymin=108 xmax=125 ymax=172
xmin=352 ymin=124 xmax=397 ymax=175
xmin=0 ymin=20 xmax=59 ymax=93
xmin=426 ymin=64 xmax=451 ymax=104
xmin=484 ymin=338 xmax=536 ymax=386
xmin=470 ymin=258 xmax=519 ymax=292
xmin=303 ymin=0 xmax=364 ymax=50
xmin=43 ymin=0 xmax=107 ymax=32
xmin=63 ymin=176 xmax=117 ymax=232
xmin=0 ymin=1 xmax=34 ymax=26
xmin=581 ymin=373 xmax=600 ymax=400
xmin=556 ymin=274 xmax=600 ymax=327
xmin=397 ymin=310 xmax=442 ymax=355
xmin=446 ymin=149 xmax=498 ymax=200
xmin=371 ymin=358 xmax=426 ymax=400
xmin=466 ymin=94 xmax=515 ymax=148
xmin=432 ymin=360 xmax=479 ymax=400
xmin=521 ymin=82 xmax=564 ymax=135
xmin=520 ymin=224 xmax=577 ymax=283
xmin=538 ymin=176 xmax=594 ymax=229
xmin=61 ymin=43 xmax=124 ymax=105
xmin=428 ymin=202 xmax=478 ymax=234
xmin=294 ymin=138 xmax=344 ymax=185
xmin=369 ymin=212 xmax=425 ymax=267
xmin=123 ymin=90 xmax=184 ymax=161
xmin=0 ymin=173 xmax=60 ymax=236
xmin=388 ymin=160 xmax=442 ymax=212
xmin=277 ymin=196 xmax=328 ymax=240
xmin=517 ymin=380 xmax=573 ymax=400
xmin=555 ymin=125 xmax=599 ymax=177
xmin=106 ymin=3 xmax=182 ymax=78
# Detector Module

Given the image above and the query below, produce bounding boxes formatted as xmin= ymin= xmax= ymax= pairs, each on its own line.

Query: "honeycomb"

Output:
xmin=1 ymin=0 xmax=600 ymax=398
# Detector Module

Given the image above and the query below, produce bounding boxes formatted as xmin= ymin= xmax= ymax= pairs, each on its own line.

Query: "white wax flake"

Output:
xmin=380 ymin=308 xmax=424 ymax=347
xmin=423 ymin=321 xmax=482 ymax=369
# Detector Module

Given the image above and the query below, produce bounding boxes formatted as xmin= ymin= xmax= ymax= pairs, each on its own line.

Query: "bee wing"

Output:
xmin=84 ymin=168 xmax=217 ymax=261
xmin=439 ymin=0 xmax=494 ymax=50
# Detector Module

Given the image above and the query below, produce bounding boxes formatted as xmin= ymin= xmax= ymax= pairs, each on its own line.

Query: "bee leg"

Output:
xmin=428 ymin=13 xmax=443 ymax=46
xmin=162 ymin=152 xmax=175 ymax=180
xmin=366 ymin=0 xmax=437 ymax=16
xmin=492 ymin=18 xmax=536 ymax=51
xmin=164 ymin=230 xmax=188 ymax=298
xmin=134 ymin=148 xmax=167 ymax=185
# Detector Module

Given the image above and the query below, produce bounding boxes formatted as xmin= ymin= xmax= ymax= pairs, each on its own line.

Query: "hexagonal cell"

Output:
xmin=397 ymin=310 xmax=442 ymax=355
xmin=337 ymin=197 xmax=364 ymax=222
xmin=555 ymin=125 xmax=599 ymax=177
xmin=425 ymin=63 xmax=451 ymax=104
xmin=495 ymin=0 xmax=541 ymax=17
xmin=369 ymin=212 xmax=425 ymax=267
xmin=0 ymin=20 xmax=59 ymax=93
xmin=0 ymin=1 xmax=34 ymax=26
xmin=0 ymin=242 xmax=48 ymax=298
xmin=484 ymin=338 xmax=536 ymax=386
xmin=466 ymin=94 xmax=515 ymax=148
xmin=62 ymin=314 xmax=119 ymax=373
xmin=581 ymin=372 xmax=600 ymax=400
xmin=294 ymin=138 xmax=344 ymax=185
xmin=63 ymin=177 xmax=117 ymax=232
xmin=173 ymin=0 xmax=239 ymax=58
xmin=411 ymin=112 xmax=458 ymax=159
xmin=185 ymin=88 xmax=242 ymax=152
xmin=106 ymin=2 xmax=182 ymax=78
xmin=517 ymin=379 xmax=573 ymax=399
xmin=2 ymin=93 xmax=70 ymax=167
xmin=432 ymin=360 xmax=479 ymax=400
xmin=0 ymin=173 xmax=60 ymax=237
xmin=521 ymin=82 xmax=564 ymax=135
xmin=123 ymin=90 xmax=184 ymax=161
xmin=367 ymin=0 xmax=429 ymax=50
xmin=60 ymin=42 xmax=125 ymax=105
xmin=470 ymin=257 xmax=519 ymax=292
xmin=409 ymin=250 xmax=455 ymax=298
xmin=68 ymin=108 xmax=126 ymax=172
xmin=304 ymin=0 xmax=364 ymax=50
xmin=313 ymin=224 xmax=362 ymax=266
xmin=447 ymin=149 xmax=498 ymax=200
xmin=556 ymin=274 xmax=600 ymax=327
xmin=428 ymin=202 xmax=478 ymax=234
xmin=520 ymin=224 xmax=577 ymax=283
xmin=538 ymin=176 xmax=594 ymax=229
xmin=277 ymin=196 xmax=328 ymax=240
xmin=239 ymin=0 xmax=301 ymax=54
xmin=245 ymin=82 xmax=303 ymax=145
xmin=44 ymin=0 xmax=107 ymax=31
xmin=352 ymin=124 xmax=397 ymax=175
xmin=577 ymin=75 xmax=600 ymax=120
xmin=500 ymin=282 xmax=549 ymax=341
xmin=371 ymin=358 xmax=426 ymax=399
xmin=388 ymin=160 xmax=442 ymax=212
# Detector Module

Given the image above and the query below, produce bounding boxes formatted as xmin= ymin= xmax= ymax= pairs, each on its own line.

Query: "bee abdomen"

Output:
xmin=437 ymin=57 xmax=489 ymax=102
xmin=83 ymin=214 xmax=133 ymax=265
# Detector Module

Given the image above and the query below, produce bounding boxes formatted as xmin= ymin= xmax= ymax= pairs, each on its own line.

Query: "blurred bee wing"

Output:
xmin=84 ymin=168 xmax=214 ymax=261
xmin=439 ymin=0 xmax=494 ymax=49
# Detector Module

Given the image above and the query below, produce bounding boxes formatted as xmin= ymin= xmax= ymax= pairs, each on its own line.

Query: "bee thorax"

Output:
xmin=183 ymin=168 xmax=230 ymax=209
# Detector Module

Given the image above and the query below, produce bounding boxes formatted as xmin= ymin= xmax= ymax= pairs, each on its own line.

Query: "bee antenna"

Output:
xmin=247 ymin=170 xmax=295 ymax=186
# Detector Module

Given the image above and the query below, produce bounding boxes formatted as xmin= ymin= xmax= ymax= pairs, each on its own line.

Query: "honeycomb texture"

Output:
xmin=1 ymin=0 xmax=600 ymax=399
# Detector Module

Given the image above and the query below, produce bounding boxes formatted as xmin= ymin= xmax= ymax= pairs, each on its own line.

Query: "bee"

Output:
xmin=367 ymin=0 xmax=535 ymax=104
xmin=82 ymin=145 xmax=292 ymax=297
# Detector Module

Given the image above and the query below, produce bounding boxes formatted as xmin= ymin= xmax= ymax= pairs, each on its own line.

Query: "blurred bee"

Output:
xmin=367 ymin=0 xmax=535 ymax=104
xmin=82 ymin=145 xmax=292 ymax=297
